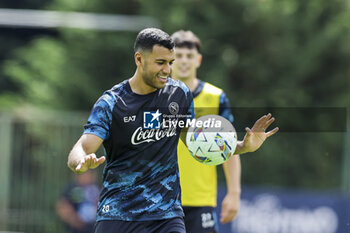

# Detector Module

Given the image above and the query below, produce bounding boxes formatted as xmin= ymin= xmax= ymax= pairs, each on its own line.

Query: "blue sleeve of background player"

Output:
xmin=183 ymin=83 xmax=195 ymax=120
xmin=219 ymin=92 xmax=234 ymax=124
xmin=83 ymin=92 xmax=114 ymax=140
xmin=177 ymin=79 xmax=195 ymax=120
xmin=187 ymin=99 xmax=195 ymax=120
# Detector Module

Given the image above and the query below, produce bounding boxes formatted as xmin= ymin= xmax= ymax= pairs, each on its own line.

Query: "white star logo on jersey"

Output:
xmin=151 ymin=109 xmax=162 ymax=122
xmin=143 ymin=110 xmax=162 ymax=129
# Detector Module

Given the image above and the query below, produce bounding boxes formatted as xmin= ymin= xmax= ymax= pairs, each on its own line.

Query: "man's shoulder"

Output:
xmin=165 ymin=78 xmax=191 ymax=97
xmin=201 ymin=82 xmax=223 ymax=96
xmin=98 ymin=80 xmax=128 ymax=104
xmin=109 ymin=79 xmax=128 ymax=94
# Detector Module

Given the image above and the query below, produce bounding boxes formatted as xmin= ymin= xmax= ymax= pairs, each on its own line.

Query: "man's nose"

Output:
xmin=163 ymin=63 xmax=171 ymax=74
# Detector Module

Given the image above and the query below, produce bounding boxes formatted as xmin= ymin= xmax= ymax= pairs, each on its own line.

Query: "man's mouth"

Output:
xmin=179 ymin=67 xmax=190 ymax=73
xmin=157 ymin=75 xmax=168 ymax=83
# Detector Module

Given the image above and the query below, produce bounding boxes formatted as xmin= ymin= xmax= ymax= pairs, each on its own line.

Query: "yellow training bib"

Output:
xmin=178 ymin=82 xmax=223 ymax=207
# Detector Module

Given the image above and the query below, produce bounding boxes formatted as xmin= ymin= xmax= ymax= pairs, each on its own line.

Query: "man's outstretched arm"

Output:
xmin=68 ymin=134 xmax=105 ymax=174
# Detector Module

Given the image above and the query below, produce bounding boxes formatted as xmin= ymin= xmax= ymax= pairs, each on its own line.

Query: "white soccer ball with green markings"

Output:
xmin=186 ymin=115 xmax=237 ymax=165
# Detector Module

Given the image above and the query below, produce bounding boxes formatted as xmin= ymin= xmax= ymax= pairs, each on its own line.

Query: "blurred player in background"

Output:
xmin=56 ymin=170 xmax=99 ymax=233
xmin=172 ymin=30 xmax=241 ymax=233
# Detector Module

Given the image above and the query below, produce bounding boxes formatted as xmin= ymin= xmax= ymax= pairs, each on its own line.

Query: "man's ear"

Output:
xmin=134 ymin=52 xmax=143 ymax=66
xmin=196 ymin=53 xmax=203 ymax=68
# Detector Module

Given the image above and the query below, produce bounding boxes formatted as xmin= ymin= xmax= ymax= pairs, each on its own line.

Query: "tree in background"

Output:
xmin=0 ymin=0 xmax=140 ymax=109
xmin=0 ymin=0 xmax=57 ymax=106
xmin=2 ymin=31 xmax=136 ymax=110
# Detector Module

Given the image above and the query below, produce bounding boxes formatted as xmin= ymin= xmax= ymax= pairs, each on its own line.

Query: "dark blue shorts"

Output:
xmin=183 ymin=206 xmax=218 ymax=233
xmin=94 ymin=217 xmax=185 ymax=233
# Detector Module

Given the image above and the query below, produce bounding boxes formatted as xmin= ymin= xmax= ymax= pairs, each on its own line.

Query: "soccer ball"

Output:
xmin=186 ymin=115 xmax=237 ymax=165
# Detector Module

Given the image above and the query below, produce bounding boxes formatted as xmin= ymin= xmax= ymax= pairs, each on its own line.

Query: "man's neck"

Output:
xmin=181 ymin=77 xmax=199 ymax=92
xmin=129 ymin=70 xmax=156 ymax=95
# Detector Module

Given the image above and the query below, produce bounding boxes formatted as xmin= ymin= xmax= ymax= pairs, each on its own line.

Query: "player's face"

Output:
xmin=141 ymin=45 xmax=175 ymax=89
xmin=172 ymin=47 xmax=202 ymax=80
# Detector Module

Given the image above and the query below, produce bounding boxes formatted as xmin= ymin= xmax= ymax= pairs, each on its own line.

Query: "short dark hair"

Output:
xmin=134 ymin=28 xmax=175 ymax=52
xmin=171 ymin=30 xmax=201 ymax=52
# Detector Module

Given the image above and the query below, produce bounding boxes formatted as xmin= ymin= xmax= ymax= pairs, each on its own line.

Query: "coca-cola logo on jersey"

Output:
xmin=131 ymin=108 xmax=192 ymax=145
xmin=131 ymin=125 xmax=177 ymax=145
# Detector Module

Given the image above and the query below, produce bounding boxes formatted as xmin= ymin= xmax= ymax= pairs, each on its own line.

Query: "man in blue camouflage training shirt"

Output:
xmin=68 ymin=28 xmax=194 ymax=233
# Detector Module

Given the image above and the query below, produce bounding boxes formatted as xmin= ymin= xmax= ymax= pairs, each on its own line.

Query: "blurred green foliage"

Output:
xmin=0 ymin=0 xmax=349 ymax=191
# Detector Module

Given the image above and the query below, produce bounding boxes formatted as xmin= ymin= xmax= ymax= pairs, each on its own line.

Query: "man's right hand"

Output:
xmin=75 ymin=154 xmax=106 ymax=174
xmin=68 ymin=134 xmax=104 ymax=174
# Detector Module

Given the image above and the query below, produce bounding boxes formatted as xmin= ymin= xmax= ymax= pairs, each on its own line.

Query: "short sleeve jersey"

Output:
xmin=84 ymin=78 xmax=194 ymax=222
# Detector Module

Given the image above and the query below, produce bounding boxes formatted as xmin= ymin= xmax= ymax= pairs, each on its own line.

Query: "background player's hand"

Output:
xmin=220 ymin=193 xmax=240 ymax=224
xmin=75 ymin=154 xmax=105 ymax=174
xmin=242 ymin=113 xmax=279 ymax=153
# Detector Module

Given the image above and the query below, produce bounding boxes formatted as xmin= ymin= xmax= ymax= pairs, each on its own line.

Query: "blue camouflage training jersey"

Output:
xmin=83 ymin=78 xmax=194 ymax=222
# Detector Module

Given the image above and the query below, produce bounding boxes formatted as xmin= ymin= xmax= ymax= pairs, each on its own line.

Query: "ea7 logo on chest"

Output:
xmin=124 ymin=115 xmax=136 ymax=123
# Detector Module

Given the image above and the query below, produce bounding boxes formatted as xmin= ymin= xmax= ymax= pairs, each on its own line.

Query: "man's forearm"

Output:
xmin=67 ymin=143 xmax=87 ymax=171
xmin=223 ymin=154 xmax=241 ymax=195
xmin=67 ymin=134 xmax=104 ymax=173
